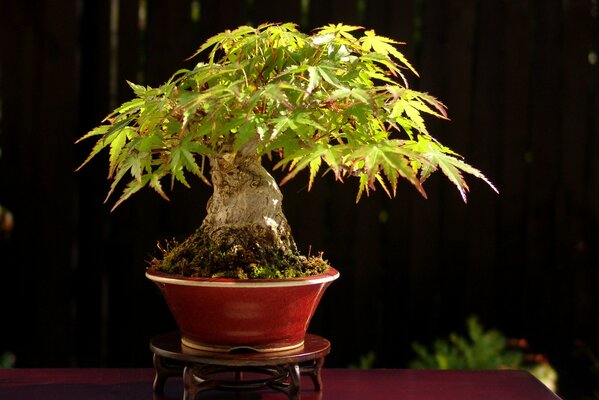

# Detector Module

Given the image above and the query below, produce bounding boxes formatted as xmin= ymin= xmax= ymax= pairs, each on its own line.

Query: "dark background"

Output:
xmin=1 ymin=0 xmax=598 ymax=398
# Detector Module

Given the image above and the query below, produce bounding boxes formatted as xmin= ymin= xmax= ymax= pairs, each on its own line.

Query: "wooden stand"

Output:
xmin=150 ymin=332 xmax=330 ymax=400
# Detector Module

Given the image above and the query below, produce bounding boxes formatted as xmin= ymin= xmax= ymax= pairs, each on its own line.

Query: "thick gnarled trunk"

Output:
xmin=200 ymin=152 xmax=297 ymax=255
xmin=152 ymin=145 xmax=329 ymax=278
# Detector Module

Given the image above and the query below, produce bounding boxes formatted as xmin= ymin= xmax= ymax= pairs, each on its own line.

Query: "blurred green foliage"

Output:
xmin=349 ymin=350 xmax=377 ymax=369
xmin=410 ymin=316 xmax=558 ymax=392
xmin=1 ymin=352 xmax=16 ymax=368
xmin=410 ymin=315 xmax=522 ymax=369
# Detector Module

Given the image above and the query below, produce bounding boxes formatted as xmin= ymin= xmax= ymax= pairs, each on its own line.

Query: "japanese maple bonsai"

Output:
xmin=77 ymin=23 xmax=496 ymax=351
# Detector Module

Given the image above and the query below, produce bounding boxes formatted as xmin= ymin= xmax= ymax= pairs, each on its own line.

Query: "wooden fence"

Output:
xmin=1 ymin=1 xmax=598 ymax=394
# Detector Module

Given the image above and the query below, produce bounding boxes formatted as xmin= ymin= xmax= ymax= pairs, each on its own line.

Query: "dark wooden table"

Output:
xmin=0 ymin=368 xmax=562 ymax=399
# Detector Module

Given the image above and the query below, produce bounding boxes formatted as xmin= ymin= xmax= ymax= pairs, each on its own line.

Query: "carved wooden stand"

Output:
xmin=150 ymin=332 xmax=330 ymax=400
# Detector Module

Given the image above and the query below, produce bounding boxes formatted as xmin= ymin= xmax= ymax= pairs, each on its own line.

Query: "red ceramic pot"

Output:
xmin=146 ymin=267 xmax=339 ymax=352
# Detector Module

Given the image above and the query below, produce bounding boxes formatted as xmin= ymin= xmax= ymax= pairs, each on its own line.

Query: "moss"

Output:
xmin=149 ymin=228 xmax=330 ymax=279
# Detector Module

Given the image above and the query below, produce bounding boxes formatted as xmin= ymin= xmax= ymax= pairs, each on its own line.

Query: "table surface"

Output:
xmin=0 ymin=368 xmax=562 ymax=400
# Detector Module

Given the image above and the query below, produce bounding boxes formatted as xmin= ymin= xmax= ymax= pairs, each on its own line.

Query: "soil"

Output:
xmin=149 ymin=227 xmax=330 ymax=279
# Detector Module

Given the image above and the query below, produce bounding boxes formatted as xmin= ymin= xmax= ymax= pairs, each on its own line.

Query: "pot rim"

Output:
xmin=145 ymin=266 xmax=340 ymax=288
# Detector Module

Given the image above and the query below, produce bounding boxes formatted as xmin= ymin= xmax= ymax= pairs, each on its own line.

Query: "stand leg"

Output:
xmin=183 ymin=366 xmax=197 ymax=400
xmin=152 ymin=354 xmax=165 ymax=394
xmin=183 ymin=365 xmax=220 ymax=400
xmin=153 ymin=354 xmax=184 ymax=394
xmin=301 ymin=357 xmax=325 ymax=391
xmin=288 ymin=363 xmax=301 ymax=400
xmin=268 ymin=364 xmax=301 ymax=400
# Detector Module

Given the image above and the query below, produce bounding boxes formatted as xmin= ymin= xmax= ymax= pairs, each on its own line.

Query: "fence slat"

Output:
xmin=117 ymin=0 xmax=141 ymax=100
xmin=558 ymin=0 xmax=595 ymax=337
xmin=524 ymin=0 xmax=564 ymax=343
xmin=463 ymin=0 xmax=505 ymax=315
xmin=73 ymin=0 xmax=115 ymax=366
xmin=495 ymin=0 xmax=535 ymax=329
xmin=404 ymin=0 xmax=446 ymax=340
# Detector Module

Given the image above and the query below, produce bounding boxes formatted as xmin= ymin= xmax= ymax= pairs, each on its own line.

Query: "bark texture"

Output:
xmin=200 ymin=151 xmax=297 ymax=254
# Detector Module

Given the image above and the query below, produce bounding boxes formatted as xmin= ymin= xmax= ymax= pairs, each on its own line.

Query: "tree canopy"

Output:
xmin=77 ymin=22 xmax=497 ymax=209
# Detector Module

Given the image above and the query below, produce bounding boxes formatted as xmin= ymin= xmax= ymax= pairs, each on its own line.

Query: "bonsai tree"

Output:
xmin=78 ymin=23 xmax=496 ymax=279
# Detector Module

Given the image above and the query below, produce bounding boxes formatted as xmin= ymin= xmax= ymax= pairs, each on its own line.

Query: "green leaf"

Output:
xmin=262 ymin=84 xmax=293 ymax=109
xmin=374 ymin=172 xmax=391 ymax=197
xmin=111 ymin=174 xmax=151 ymax=211
xmin=189 ymin=25 xmax=255 ymax=62
xmin=306 ymin=66 xmax=321 ymax=95
xmin=233 ymin=120 xmax=257 ymax=152
xmin=394 ymin=88 xmax=448 ymax=120
xmin=76 ymin=114 xmax=136 ymax=171
xmin=329 ymin=87 xmax=352 ymax=101
xmin=308 ymin=156 xmax=321 ymax=190
xmin=349 ymin=88 xmax=371 ymax=105
xmin=149 ymin=173 xmax=170 ymax=201
xmin=278 ymin=144 xmax=329 ymax=186
xmin=356 ymin=172 xmax=370 ymax=202
xmin=74 ymin=125 xmax=110 ymax=170
xmin=322 ymin=147 xmax=343 ymax=178
xmin=409 ymin=135 xmax=499 ymax=203
xmin=419 ymin=144 xmax=498 ymax=202
xmin=180 ymin=146 xmax=210 ymax=185
xmin=315 ymin=66 xmax=342 ymax=88
xmin=360 ymin=53 xmax=402 ymax=78
xmin=347 ymin=142 xmax=427 ymax=199
xmin=114 ymin=97 xmax=144 ymax=114
xmin=168 ymin=147 xmax=189 ymax=189
xmin=382 ymin=151 xmax=424 ymax=197
xmin=360 ymin=30 xmax=418 ymax=77
xmin=411 ymin=91 xmax=448 ymax=119
xmin=293 ymin=114 xmax=327 ymax=133
xmin=108 ymin=128 xmax=129 ymax=178
xmin=403 ymin=102 xmax=427 ymax=133
xmin=317 ymin=23 xmax=363 ymax=38
xmin=126 ymin=81 xmax=147 ymax=96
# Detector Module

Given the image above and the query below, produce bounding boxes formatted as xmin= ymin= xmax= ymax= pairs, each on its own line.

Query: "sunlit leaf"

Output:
xmin=308 ymin=157 xmax=321 ymax=190
xmin=108 ymin=128 xmax=129 ymax=178
xmin=149 ymin=173 xmax=170 ymax=201
xmin=306 ymin=66 xmax=320 ymax=95
xmin=360 ymin=30 xmax=418 ymax=77
xmin=111 ymin=174 xmax=151 ymax=211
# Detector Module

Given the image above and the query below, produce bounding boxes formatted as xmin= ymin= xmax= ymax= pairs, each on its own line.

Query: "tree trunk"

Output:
xmin=200 ymin=151 xmax=298 ymax=255
xmin=152 ymin=146 xmax=329 ymax=278
xmin=151 ymin=136 xmax=329 ymax=279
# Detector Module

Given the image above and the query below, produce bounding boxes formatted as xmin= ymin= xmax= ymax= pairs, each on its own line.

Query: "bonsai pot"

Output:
xmin=146 ymin=267 xmax=339 ymax=353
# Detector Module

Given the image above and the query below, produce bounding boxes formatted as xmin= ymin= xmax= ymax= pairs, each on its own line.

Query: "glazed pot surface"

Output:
xmin=146 ymin=267 xmax=339 ymax=352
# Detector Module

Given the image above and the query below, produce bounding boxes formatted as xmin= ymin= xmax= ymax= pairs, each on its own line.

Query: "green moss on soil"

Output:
xmin=149 ymin=228 xmax=330 ymax=279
